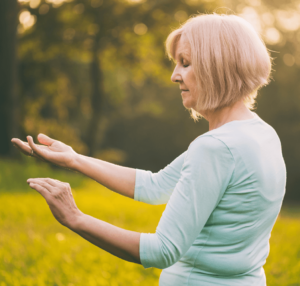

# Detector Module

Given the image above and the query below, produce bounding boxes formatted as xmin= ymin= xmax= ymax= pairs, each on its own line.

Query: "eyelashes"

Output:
xmin=181 ymin=58 xmax=190 ymax=68
xmin=174 ymin=58 xmax=190 ymax=68
xmin=182 ymin=62 xmax=190 ymax=68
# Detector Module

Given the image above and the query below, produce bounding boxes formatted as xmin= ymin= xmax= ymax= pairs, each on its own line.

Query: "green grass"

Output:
xmin=0 ymin=181 xmax=164 ymax=286
xmin=264 ymin=206 xmax=300 ymax=285
xmin=0 ymin=156 xmax=86 ymax=193
xmin=1 ymin=157 xmax=300 ymax=285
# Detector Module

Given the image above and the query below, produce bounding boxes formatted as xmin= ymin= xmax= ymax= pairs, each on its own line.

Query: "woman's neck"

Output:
xmin=200 ymin=100 xmax=255 ymax=131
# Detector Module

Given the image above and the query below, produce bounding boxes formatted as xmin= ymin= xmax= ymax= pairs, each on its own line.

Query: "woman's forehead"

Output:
xmin=175 ymin=35 xmax=191 ymax=58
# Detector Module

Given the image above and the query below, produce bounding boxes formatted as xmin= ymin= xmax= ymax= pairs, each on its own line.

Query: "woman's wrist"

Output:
xmin=67 ymin=211 xmax=86 ymax=232
xmin=68 ymin=153 xmax=82 ymax=171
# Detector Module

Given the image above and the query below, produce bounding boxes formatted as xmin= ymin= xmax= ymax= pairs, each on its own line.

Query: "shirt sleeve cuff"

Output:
xmin=139 ymin=232 xmax=156 ymax=269
xmin=134 ymin=169 xmax=146 ymax=202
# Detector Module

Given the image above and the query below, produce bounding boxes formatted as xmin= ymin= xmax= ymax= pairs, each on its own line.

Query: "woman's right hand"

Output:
xmin=11 ymin=134 xmax=78 ymax=170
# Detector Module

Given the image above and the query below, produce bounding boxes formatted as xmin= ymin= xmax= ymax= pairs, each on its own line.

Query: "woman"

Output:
xmin=11 ymin=13 xmax=286 ymax=285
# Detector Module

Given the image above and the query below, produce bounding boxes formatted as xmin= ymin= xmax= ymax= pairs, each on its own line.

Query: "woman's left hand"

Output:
xmin=27 ymin=178 xmax=83 ymax=228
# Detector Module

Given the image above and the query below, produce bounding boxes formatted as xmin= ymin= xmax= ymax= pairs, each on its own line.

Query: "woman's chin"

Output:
xmin=182 ymin=100 xmax=195 ymax=109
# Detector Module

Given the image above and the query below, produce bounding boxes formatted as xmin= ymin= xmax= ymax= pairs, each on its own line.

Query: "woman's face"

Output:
xmin=171 ymin=34 xmax=198 ymax=110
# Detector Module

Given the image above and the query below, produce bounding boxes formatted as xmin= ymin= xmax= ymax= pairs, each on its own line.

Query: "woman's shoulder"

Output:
xmin=187 ymin=134 xmax=232 ymax=159
xmin=190 ymin=114 xmax=279 ymax=152
xmin=183 ymin=135 xmax=235 ymax=180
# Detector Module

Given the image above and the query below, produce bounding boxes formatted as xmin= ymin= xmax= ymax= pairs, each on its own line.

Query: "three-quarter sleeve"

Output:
xmin=139 ymin=135 xmax=235 ymax=269
xmin=134 ymin=151 xmax=187 ymax=205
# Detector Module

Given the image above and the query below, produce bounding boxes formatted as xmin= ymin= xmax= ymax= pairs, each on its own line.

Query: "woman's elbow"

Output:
xmin=155 ymin=258 xmax=178 ymax=269
xmin=155 ymin=248 xmax=181 ymax=269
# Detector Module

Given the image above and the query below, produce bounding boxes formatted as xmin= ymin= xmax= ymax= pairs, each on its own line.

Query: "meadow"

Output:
xmin=1 ymin=157 xmax=300 ymax=285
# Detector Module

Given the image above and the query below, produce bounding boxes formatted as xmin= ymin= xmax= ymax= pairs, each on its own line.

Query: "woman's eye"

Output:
xmin=181 ymin=60 xmax=189 ymax=67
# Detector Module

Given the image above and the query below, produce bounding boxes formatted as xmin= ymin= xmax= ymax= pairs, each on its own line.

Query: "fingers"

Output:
xmin=28 ymin=180 xmax=52 ymax=199
xmin=43 ymin=177 xmax=63 ymax=188
xmin=27 ymin=136 xmax=49 ymax=160
xmin=11 ymin=138 xmax=34 ymax=155
xmin=27 ymin=178 xmax=67 ymax=189
xmin=27 ymin=178 xmax=71 ymax=204
xmin=11 ymin=139 xmax=49 ymax=162
xmin=12 ymin=136 xmax=56 ymax=151
xmin=37 ymin=133 xmax=56 ymax=146
xmin=27 ymin=178 xmax=54 ymax=193
xmin=12 ymin=138 xmax=49 ymax=148
xmin=11 ymin=139 xmax=32 ymax=156
xmin=11 ymin=138 xmax=27 ymax=149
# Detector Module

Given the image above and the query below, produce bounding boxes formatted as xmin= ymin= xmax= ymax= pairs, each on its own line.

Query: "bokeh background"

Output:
xmin=1 ymin=0 xmax=300 ymax=285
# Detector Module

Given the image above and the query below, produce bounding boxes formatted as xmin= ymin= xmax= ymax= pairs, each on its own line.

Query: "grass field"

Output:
xmin=1 ymin=157 xmax=300 ymax=285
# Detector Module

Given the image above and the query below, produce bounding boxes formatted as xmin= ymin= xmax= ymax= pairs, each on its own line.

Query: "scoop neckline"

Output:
xmin=215 ymin=111 xmax=261 ymax=129
xmin=228 ymin=111 xmax=260 ymax=123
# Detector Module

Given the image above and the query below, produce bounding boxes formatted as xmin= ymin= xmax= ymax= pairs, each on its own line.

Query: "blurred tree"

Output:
xmin=16 ymin=0 xmax=222 ymax=157
xmin=0 ymin=0 xmax=20 ymax=159
xmin=9 ymin=0 xmax=300 ymax=201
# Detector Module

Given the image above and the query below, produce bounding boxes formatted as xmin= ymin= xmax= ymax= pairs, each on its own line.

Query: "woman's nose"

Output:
xmin=171 ymin=67 xmax=182 ymax=83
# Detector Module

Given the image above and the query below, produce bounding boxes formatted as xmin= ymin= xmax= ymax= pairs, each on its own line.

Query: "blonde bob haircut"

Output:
xmin=165 ymin=13 xmax=273 ymax=120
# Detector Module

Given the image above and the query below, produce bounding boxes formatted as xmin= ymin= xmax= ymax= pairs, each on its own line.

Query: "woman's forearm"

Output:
xmin=70 ymin=213 xmax=141 ymax=265
xmin=71 ymin=154 xmax=136 ymax=199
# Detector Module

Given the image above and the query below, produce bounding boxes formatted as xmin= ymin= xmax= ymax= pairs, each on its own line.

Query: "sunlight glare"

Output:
xmin=283 ymin=54 xmax=295 ymax=66
xmin=19 ymin=10 xmax=37 ymax=30
xmin=126 ymin=0 xmax=146 ymax=4
xmin=261 ymin=12 xmax=275 ymax=26
xmin=274 ymin=9 xmax=300 ymax=32
xmin=264 ymin=27 xmax=281 ymax=45
xmin=45 ymin=0 xmax=73 ymax=8
xmin=238 ymin=6 xmax=261 ymax=34
xmin=134 ymin=23 xmax=148 ymax=35
xmin=245 ymin=0 xmax=261 ymax=7
xmin=174 ymin=10 xmax=188 ymax=22
xmin=39 ymin=4 xmax=50 ymax=14
xmin=56 ymin=233 xmax=65 ymax=241
xmin=29 ymin=0 xmax=41 ymax=9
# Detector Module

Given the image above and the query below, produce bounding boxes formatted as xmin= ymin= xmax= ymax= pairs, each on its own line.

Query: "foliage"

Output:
xmin=17 ymin=0 xmax=222 ymax=154
xmin=12 ymin=0 xmax=300 ymax=201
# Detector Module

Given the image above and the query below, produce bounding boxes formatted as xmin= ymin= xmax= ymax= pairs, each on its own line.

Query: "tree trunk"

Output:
xmin=84 ymin=37 xmax=105 ymax=157
xmin=0 ymin=0 xmax=20 ymax=159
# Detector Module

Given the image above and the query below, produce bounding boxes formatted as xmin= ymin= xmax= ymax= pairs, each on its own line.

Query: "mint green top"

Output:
xmin=134 ymin=112 xmax=286 ymax=286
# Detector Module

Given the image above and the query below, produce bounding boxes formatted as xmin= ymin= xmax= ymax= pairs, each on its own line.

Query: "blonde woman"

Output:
xmin=12 ymin=13 xmax=286 ymax=286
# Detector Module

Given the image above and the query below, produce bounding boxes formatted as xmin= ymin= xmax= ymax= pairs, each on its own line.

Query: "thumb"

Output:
xmin=37 ymin=133 xmax=56 ymax=146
